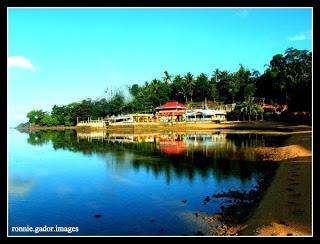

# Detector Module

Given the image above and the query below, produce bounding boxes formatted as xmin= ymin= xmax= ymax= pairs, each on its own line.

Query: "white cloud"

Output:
xmin=8 ymin=56 xmax=36 ymax=71
xmin=235 ymin=9 xmax=249 ymax=17
xmin=287 ymin=31 xmax=311 ymax=41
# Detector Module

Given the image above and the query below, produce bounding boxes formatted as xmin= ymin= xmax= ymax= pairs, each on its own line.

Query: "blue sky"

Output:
xmin=8 ymin=8 xmax=312 ymax=126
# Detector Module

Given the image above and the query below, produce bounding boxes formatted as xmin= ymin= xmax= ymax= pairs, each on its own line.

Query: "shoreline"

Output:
xmin=17 ymin=121 xmax=312 ymax=134
xmin=15 ymin=121 xmax=312 ymax=236
xmin=239 ymin=132 xmax=312 ymax=236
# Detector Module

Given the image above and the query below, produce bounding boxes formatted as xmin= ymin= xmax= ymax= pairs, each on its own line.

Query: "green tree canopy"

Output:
xmin=25 ymin=48 xmax=312 ymax=126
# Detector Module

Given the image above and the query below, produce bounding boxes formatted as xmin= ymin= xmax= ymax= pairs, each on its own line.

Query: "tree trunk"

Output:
xmin=248 ymin=114 xmax=251 ymax=121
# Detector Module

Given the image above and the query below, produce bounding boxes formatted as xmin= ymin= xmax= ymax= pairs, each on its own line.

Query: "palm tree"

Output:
xmin=184 ymin=72 xmax=195 ymax=102
xmin=254 ymin=105 xmax=264 ymax=121
xmin=173 ymin=75 xmax=189 ymax=102
xmin=212 ymin=68 xmax=221 ymax=83
xmin=239 ymin=96 xmax=263 ymax=121
xmin=163 ymin=71 xmax=172 ymax=84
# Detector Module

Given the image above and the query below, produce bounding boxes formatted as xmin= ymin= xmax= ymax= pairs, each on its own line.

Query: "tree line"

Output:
xmin=26 ymin=48 xmax=311 ymax=126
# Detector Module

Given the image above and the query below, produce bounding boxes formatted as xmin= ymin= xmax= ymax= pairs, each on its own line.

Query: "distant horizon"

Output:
xmin=8 ymin=7 xmax=312 ymax=127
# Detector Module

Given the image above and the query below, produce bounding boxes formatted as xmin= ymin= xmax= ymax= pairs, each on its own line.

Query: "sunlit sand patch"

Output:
xmin=254 ymin=145 xmax=311 ymax=161
xmin=177 ymin=211 xmax=218 ymax=235
xmin=255 ymin=221 xmax=311 ymax=236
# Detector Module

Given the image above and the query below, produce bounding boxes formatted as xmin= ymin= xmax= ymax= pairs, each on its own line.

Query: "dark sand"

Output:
xmin=241 ymin=132 xmax=312 ymax=236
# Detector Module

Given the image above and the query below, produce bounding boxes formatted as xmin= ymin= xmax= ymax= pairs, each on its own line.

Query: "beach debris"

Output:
xmin=292 ymin=209 xmax=304 ymax=215
xmin=288 ymin=182 xmax=299 ymax=186
xmin=212 ymin=190 xmax=256 ymax=201
xmin=193 ymin=212 xmax=199 ymax=218
xmin=276 ymin=220 xmax=289 ymax=226
xmin=204 ymin=196 xmax=210 ymax=202
xmin=203 ymin=214 xmax=221 ymax=222
xmin=215 ymin=224 xmax=248 ymax=236
xmin=289 ymin=193 xmax=301 ymax=198
xmin=207 ymin=168 xmax=277 ymax=235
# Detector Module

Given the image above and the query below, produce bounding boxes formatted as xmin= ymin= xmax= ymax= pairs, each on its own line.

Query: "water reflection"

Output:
xmin=8 ymin=177 xmax=34 ymax=196
xmin=24 ymin=130 xmax=288 ymax=184
xmin=9 ymin=129 xmax=287 ymax=236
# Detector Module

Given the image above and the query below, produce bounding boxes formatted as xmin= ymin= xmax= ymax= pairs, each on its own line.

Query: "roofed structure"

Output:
xmin=156 ymin=101 xmax=187 ymax=110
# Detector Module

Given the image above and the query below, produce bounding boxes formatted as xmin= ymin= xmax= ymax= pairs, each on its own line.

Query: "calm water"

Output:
xmin=8 ymin=129 xmax=290 ymax=236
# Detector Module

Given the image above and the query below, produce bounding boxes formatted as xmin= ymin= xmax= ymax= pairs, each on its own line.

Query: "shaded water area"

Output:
xmin=8 ymin=129 xmax=292 ymax=236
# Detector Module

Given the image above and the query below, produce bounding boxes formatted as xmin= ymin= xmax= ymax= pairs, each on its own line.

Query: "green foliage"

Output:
xmin=256 ymin=48 xmax=311 ymax=111
xmin=40 ymin=114 xmax=60 ymax=126
xmin=107 ymin=92 xmax=126 ymax=115
xmin=25 ymin=48 xmax=311 ymax=126
xmin=171 ymin=74 xmax=188 ymax=102
xmin=239 ymin=97 xmax=264 ymax=121
xmin=193 ymin=73 xmax=210 ymax=102
xmin=27 ymin=110 xmax=47 ymax=124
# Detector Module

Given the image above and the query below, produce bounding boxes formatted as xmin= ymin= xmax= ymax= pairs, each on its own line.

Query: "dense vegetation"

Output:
xmin=26 ymin=48 xmax=311 ymax=126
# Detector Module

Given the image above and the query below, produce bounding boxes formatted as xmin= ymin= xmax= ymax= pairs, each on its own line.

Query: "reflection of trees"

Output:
xmin=27 ymin=132 xmax=50 ymax=146
xmin=25 ymin=130 xmax=280 ymax=184
xmin=226 ymin=133 xmax=291 ymax=148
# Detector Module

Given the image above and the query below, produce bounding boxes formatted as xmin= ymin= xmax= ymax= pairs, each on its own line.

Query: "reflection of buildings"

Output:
xmin=158 ymin=134 xmax=187 ymax=155
xmin=76 ymin=131 xmax=251 ymax=158
xmin=26 ymin=130 xmax=268 ymax=184
xmin=78 ymin=131 xmax=257 ymax=161
xmin=77 ymin=131 xmax=107 ymax=142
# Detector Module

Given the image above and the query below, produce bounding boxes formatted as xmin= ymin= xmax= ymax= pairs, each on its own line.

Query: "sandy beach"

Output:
xmin=240 ymin=132 xmax=312 ymax=236
xmin=20 ymin=121 xmax=312 ymax=134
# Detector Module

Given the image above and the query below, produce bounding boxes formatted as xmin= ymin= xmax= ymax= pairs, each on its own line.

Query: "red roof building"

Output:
xmin=156 ymin=101 xmax=187 ymax=110
xmin=156 ymin=101 xmax=187 ymax=118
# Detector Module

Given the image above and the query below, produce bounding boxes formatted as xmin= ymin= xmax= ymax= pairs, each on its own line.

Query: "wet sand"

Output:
xmin=240 ymin=132 xmax=312 ymax=236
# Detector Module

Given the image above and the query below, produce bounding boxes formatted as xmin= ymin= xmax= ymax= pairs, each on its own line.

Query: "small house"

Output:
xmin=156 ymin=101 xmax=187 ymax=122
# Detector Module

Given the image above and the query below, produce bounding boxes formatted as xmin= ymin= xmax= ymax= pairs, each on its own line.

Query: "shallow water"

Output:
xmin=8 ymin=129 xmax=289 ymax=236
